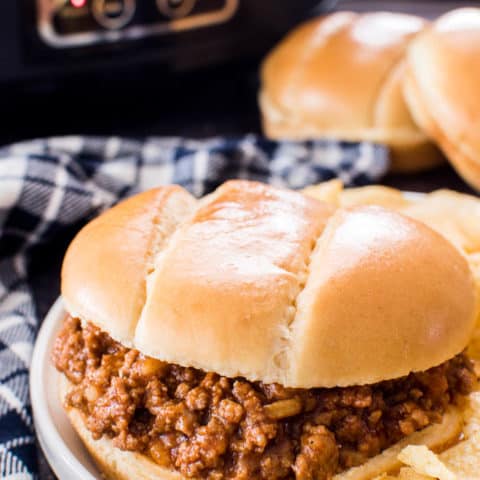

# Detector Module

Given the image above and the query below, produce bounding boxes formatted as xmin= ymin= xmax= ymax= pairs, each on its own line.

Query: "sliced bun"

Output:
xmin=404 ymin=8 xmax=480 ymax=190
xmin=59 ymin=376 xmax=464 ymax=480
xmin=259 ymin=12 xmax=443 ymax=172
xmin=61 ymin=181 xmax=477 ymax=388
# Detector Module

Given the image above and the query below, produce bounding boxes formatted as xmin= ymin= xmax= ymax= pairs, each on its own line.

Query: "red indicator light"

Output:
xmin=70 ymin=0 xmax=87 ymax=8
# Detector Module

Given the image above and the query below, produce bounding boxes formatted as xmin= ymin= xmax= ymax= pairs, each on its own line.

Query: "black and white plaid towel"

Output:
xmin=0 ymin=135 xmax=388 ymax=478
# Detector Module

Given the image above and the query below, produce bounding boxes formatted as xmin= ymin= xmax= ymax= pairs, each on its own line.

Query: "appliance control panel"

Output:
xmin=36 ymin=0 xmax=238 ymax=48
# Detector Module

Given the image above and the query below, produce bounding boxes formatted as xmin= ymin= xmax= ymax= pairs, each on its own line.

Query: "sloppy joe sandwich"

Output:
xmin=52 ymin=180 xmax=478 ymax=480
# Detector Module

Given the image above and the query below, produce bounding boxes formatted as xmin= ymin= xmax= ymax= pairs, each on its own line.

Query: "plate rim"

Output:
xmin=30 ymin=297 xmax=98 ymax=480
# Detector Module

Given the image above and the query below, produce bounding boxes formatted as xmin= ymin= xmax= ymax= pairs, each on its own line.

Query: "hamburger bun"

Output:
xmin=61 ymin=180 xmax=477 ymax=388
xmin=259 ymin=12 xmax=443 ymax=172
xmin=404 ymin=8 xmax=480 ymax=190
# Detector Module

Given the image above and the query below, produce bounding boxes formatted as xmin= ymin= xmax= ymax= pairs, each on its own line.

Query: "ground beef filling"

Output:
xmin=53 ymin=317 xmax=476 ymax=480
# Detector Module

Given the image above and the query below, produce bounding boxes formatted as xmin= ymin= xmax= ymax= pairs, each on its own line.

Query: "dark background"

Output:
xmin=6 ymin=0 xmax=475 ymax=478
xmin=2 ymin=1 xmax=477 ymax=198
xmin=1 ymin=0 xmax=477 ymax=153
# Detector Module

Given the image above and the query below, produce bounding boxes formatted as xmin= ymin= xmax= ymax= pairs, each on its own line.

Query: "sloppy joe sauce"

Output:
xmin=53 ymin=317 xmax=476 ymax=480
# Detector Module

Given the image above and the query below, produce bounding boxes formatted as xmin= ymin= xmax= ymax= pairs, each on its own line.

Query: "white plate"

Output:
xmin=30 ymin=191 xmax=426 ymax=478
xmin=30 ymin=297 xmax=100 ymax=480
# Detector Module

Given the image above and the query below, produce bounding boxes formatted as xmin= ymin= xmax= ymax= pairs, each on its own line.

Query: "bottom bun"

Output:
xmin=426 ymin=124 xmax=480 ymax=193
xmin=259 ymin=91 xmax=444 ymax=174
xmin=60 ymin=377 xmax=184 ymax=480
xmin=67 ymin=407 xmax=183 ymax=480
xmin=333 ymin=407 xmax=462 ymax=479
xmin=60 ymin=377 xmax=463 ymax=480
xmin=387 ymin=136 xmax=444 ymax=174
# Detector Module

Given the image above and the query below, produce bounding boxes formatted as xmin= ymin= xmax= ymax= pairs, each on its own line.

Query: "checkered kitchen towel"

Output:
xmin=0 ymin=135 xmax=388 ymax=478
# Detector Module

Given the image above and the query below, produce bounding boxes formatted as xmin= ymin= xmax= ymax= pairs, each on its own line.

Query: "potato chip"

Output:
xmin=439 ymin=434 xmax=480 ymax=480
xmin=301 ymin=179 xmax=343 ymax=205
xmin=436 ymin=392 xmax=480 ymax=480
xmin=340 ymin=185 xmax=412 ymax=210
xmin=398 ymin=445 xmax=456 ymax=480
xmin=398 ymin=467 xmax=433 ymax=480
xmin=372 ymin=471 xmax=431 ymax=480
xmin=401 ymin=190 xmax=480 ymax=253
xmin=334 ymin=408 xmax=462 ymax=480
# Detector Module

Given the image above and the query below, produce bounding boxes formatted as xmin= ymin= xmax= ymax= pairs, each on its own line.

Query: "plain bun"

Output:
xmin=259 ymin=12 xmax=443 ymax=172
xmin=61 ymin=181 xmax=477 ymax=388
xmin=404 ymin=8 xmax=480 ymax=190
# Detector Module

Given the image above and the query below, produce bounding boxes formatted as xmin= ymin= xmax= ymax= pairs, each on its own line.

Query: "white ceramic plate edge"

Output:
xmin=30 ymin=297 xmax=99 ymax=480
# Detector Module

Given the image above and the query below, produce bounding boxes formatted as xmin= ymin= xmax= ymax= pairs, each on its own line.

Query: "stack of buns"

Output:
xmin=260 ymin=8 xmax=480 ymax=187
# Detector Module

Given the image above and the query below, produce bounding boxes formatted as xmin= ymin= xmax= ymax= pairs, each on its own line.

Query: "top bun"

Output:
xmin=259 ymin=12 xmax=443 ymax=172
xmin=404 ymin=8 xmax=480 ymax=190
xmin=62 ymin=181 xmax=477 ymax=388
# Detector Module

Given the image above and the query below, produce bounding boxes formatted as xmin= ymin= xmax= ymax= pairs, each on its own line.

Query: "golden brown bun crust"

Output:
xmin=260 ymin=12 xmax=443 ymax=172
xmin=59 ymin=376 xmax=464 ymax=480
xmin=404 ymin=8 xmax=480 ymax=190
xmin=61 ymin=186 xmax=196 ymax=345
xmin=61 ymin=181 xmax=477 ymax=388
xmin=136 ymin=181 xmax=335 ymax=386
xmin=289 ymin=205 xmax=476 ymax=387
